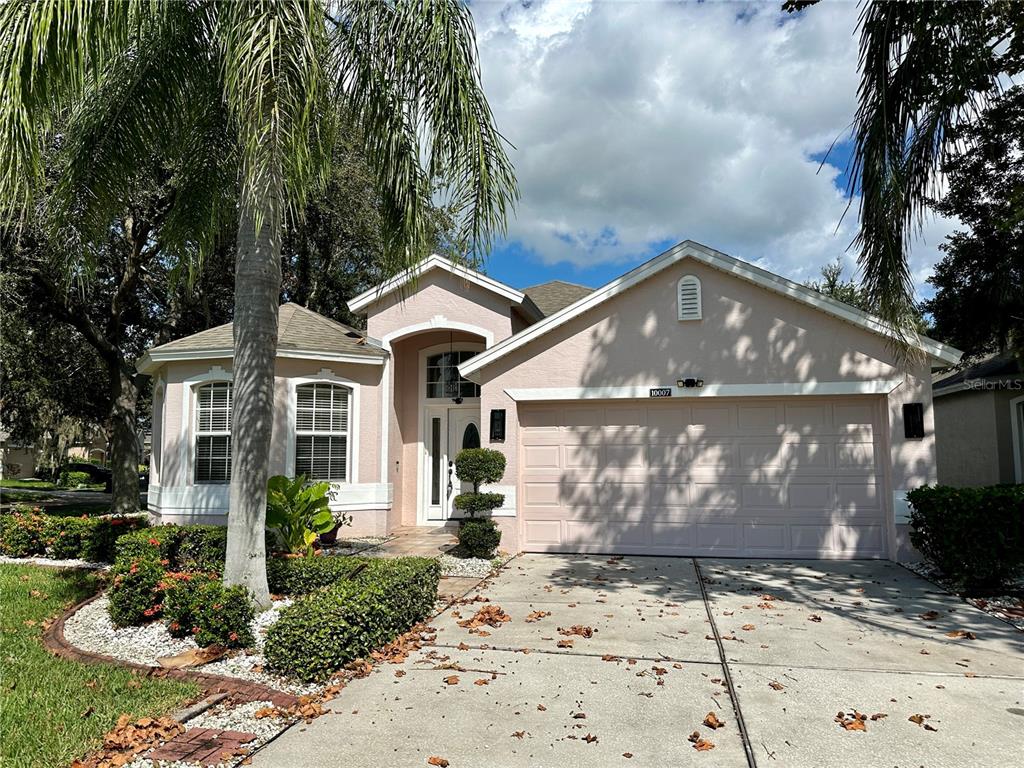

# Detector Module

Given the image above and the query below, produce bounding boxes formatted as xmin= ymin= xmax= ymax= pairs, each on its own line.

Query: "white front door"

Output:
xmin=424 ymin=406 xmax=481 ymax=521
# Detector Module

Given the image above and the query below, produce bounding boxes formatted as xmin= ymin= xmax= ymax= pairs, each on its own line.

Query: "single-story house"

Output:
xmin=138 ymin=240 xmax=962 ymax=561
xmin=933 ymin=353 xmax=1024 ymax=486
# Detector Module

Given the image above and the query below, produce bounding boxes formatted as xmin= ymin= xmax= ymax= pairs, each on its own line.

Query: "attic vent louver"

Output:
xmin=677 ymin=275 xmax=702 ymax=321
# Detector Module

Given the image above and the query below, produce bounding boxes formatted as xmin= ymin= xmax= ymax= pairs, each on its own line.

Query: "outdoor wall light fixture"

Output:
xmin=676 ymin=378 xmax=704 ymax=388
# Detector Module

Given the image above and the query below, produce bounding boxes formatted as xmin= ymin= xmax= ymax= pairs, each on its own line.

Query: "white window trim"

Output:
xmin=420 ymin=342 xmax=485 ymax=404
xmin=180 ymin=366 xmax=233 ymax=486
xmin=193 ymin=380 xmax=234 ymax=485
xmin=677 ymin=274 xmax=702 ymax=321
xmin=285 ymin=369 xmax=360 ymax=486
xmin=151 ymin=379 xmax=165 ymax=488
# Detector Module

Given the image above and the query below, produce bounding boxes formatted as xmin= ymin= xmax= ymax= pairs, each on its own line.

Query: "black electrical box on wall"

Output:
xmin=489 ymin=409 xmax=506 ymax=442
xmin=903 ymin=402 xmax=925 ymax=439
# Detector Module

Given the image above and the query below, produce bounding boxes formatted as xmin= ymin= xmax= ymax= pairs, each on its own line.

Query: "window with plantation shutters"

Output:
xmin=295 ymin=383 xmax=350 ymax=481
xmin=677 ymin=275 xmax=702 ymax=321
xmin=194 ymin=382 xmax=232 ymax=483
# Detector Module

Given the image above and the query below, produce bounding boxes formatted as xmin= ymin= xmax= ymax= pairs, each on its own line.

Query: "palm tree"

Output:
xmin=0 ymin=1 xmax=516 ymax=608
xmin=790 ymin=0 xmax=1020 ymax=341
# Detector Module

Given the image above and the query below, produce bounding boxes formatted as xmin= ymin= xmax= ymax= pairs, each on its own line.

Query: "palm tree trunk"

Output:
xmin=223 ymin=162 xmax=283 ymax=609
xmin=108 ymin=364 xmax=141 ymax=515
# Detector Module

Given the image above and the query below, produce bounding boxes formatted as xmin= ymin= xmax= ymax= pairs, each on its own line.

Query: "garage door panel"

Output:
xmin=519 ymin=397 xmax=886 ymax=558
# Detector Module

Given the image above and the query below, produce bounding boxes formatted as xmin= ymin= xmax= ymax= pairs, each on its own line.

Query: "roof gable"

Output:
xmin=523 ymin=280 xmax=594 ymax=316
xmin=459 ymin=240 xmax=961 ymax=381
xmin=347 ymin=254 xmax=532 ymax=315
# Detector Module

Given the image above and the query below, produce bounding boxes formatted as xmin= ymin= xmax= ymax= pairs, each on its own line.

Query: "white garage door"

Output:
xmin=518 ymin=397 xmax=887 ymax=558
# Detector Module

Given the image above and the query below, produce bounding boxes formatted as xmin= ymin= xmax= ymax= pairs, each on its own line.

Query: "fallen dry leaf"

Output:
xmin=457 ymin=605 xmax=511 ymax=630
xmin=583 ymin=733 xmax=598 ymax=743
xmin=556 ymin=639 xmax=574 ymax=648
xmin=511 ymin=731 xmax=526 ymax=739
xmin=919 ymin=611 xmax=940 ymax=620
xmin=808 ymin=615 xmax=822 ymax=623
xmin=768 ymin=681 xmax=784 ymax=691
xmin=601 ymin=654 xmax=620 ymax=662
xmin=869 ymin=713 xmax=887 ymax=721
xmin=474 ymin=679 xmax=489 ymax=686
xmin=537 ymin=704 xmax=547 ymax=711
xmin=703 ymin=712 xmax=725 ymax=730
xmin=457 ymin=642 xmax=470 ymax=651
xmin=525 ymin=610 xmax=551 ymax=623
xmin=443 ymin=675 xmax=460 ymax=686
xmin=558 ymin=625 xmax=595 ymax=638
xmin=946 ymin=630 xmax=977 ymax=640
xmin=427 ymin=757 xmax=449 ymax=767
xmin=623 ymin=752 xmax=633 ymax=758
xmin=741 ymin=624 xmax=755 ymax=631
xmin=835 ymin=710 xmax=868 ymax=731
xmin=156 ymin=645 xmax=227 ymax=669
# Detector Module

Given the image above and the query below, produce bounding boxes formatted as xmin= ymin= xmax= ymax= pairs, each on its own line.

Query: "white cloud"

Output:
xmin=472 ymin=0 xmax=956 ymax=297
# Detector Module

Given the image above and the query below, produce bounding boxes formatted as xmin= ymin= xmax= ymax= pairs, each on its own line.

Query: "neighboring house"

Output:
xmin=933 ymin=354 xmax=1024 ymax=486
xmin=0 ymin=432 xmax=38 ymax=479
xmin=138 ymin=241 xmax=961 ymax=561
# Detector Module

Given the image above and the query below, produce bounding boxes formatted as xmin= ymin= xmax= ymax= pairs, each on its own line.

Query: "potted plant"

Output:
xmin=318 ymin=508 xmax=353 ymax=546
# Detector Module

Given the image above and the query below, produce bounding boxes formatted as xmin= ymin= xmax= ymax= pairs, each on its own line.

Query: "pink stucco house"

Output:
xmin=138 ymin=241 xmax=961 ymax=561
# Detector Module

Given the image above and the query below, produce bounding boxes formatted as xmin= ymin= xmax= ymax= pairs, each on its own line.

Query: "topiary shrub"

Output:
xmin=452 ymin=448 xmax=506 ymax=520
xmin=108 ymin=558 xmax=166 ymax=626
xmin=453 ymin=492 xmax=505 ymax=516
xmin=908 ymin=484 xmax=1024 ymax=593
xmin=114 ymin=526 xmax=183 ymax=567
xmin=266 ymin=555 xmax=368 ymax=596
xmin=0 ymin=507 xmax=48 ymax=557
xmin=456 ymin=517 xmax=501 ymax=559
xmin=264 ymin=557 xmax=440 ymax=682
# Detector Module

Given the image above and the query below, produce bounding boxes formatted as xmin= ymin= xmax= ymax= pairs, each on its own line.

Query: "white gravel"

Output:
xmin=437 ymin=553 xmax=495 ymax=578
xmin=0 ymin=554 xmax=108 ymax=570
xmin=62 ymin=594 xmax=318 ymax=694
xmin=904 ymin=561 xmax=1024 ymax=631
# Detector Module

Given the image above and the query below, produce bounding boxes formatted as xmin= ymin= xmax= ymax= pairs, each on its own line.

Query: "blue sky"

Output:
xmin=469 ymin=1 xmax=954 ymax=297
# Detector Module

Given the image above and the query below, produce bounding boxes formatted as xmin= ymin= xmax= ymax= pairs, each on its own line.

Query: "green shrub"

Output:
xmin=453 ymin=492 xmax=505 ymax=516
xmin=267 ymin=555 xmax=368 ymax=596
xmin=163 ymin=573 xmax=253 ymax=647
xmin=453 ymin=449 xmax=506 ymax=491
xmin=162 ymin=571 xmax=219 ymax=638
xmin=908 ymin=484 xmax=1024 ymax=592
xmin=457 ymin=517 xmax=502 ymax=558
xmin=114 ymin=526 xmax=183 ymax=566
xmin=264 ymin=557 xmax=440 ymax=682
xmin=42 ymin=515 xmax=149 ymax=562
xmin=0 ymin=508 xmax=48 ymax=557
xmin=58 ymin=470 xmax=92 ymax=488
xmin=108 ymin=558 xmax=166 ymax=627
xmin=177 ymin=525 xmax=227 ymax=573
xmin=190 ymin=582 xmax=254 ymax=647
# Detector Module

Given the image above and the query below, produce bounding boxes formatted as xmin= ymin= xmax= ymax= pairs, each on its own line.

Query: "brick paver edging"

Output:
xmin=42 ymin=592 xmax=299 ymax=710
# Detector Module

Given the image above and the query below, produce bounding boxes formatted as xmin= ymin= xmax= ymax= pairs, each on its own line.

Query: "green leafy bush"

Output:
xmin=108 ymin=558 xmax=166 ymax=626
xmin=0 ymin=508 xmax=48 ymax=557
xmin=265 ymin=475 xmax=339 ymax=556
xmin=264 ymin=557 xmax=440 ymax=681
xmin=162 ymin=571 xmax=219 ymax=637
xmin=452 ymin=448 xmax=506 ymax=518
xmin=58 ymin=470 xmax=92 ymax=488
xmin=267 ymin=555 xmax=367 ymax=596
xmin=163 ymin=573 xmax=254 ymax=647
xmin=114 ymin=526 xmax=183 ymax=566
xmin=177 ymin=525 xmax=227 ymax=573
xmin=908 ymin=484 xmax=1024 ymax=592
xmin=453 ymin=492 xmax=505 ymax=516
xmin=42 ymin=515 xmax=149 ymax=561
xmin=457 ymin=517 xmax=501 ymax=558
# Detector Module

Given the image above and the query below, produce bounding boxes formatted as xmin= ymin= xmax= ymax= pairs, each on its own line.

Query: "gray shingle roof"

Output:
xmin=523 ymin=280 xmax=594 ymax=317
xmin=148 ymin=303 xmax=384 ymax=359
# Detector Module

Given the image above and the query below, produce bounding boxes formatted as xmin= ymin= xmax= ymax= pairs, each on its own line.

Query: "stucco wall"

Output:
xmin=934 ymin=389 xmax=1009 ymax=486
xmin=366 ymin=269 xmax=517 ymax=347
xmin=150 ymin=355 xmax=386 ymax=530
xmin=471 ymin=256 xmax=939 ymax=558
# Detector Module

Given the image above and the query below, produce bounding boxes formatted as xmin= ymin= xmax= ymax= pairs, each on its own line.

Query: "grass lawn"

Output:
xmin=0 ymin=480 xmax=57 ymax=490
xmin=0 ymin=564 xmax=200 ymax=768
xmin=0 ymin=490 xmax=57 ymax=503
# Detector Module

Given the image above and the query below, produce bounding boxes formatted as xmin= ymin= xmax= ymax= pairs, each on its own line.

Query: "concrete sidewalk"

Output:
xmin=251 ymin=554 xmax=1024 ymax=768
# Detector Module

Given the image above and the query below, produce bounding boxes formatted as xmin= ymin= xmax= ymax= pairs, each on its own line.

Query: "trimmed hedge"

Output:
xmin=0 ymin=508 xmax=148 ymax=561
xmin=162 ymin=572 xmax=253 ymax=647
xmin=457 ymin=518 xmax=501 ymax=559
xmin=58 ymin=470 xmax=91 ymax=488
xmin=264 ymin=557 xmax=440 ymax=682
xmin=908 ymin=484 xmax=1024 ymax=592
xmin=267 ymin=555 xmax=368 ymax=596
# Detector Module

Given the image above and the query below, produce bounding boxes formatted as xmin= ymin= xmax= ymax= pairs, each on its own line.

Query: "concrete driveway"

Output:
xmin=252 ymin=555 xmax=1023 ymax=768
